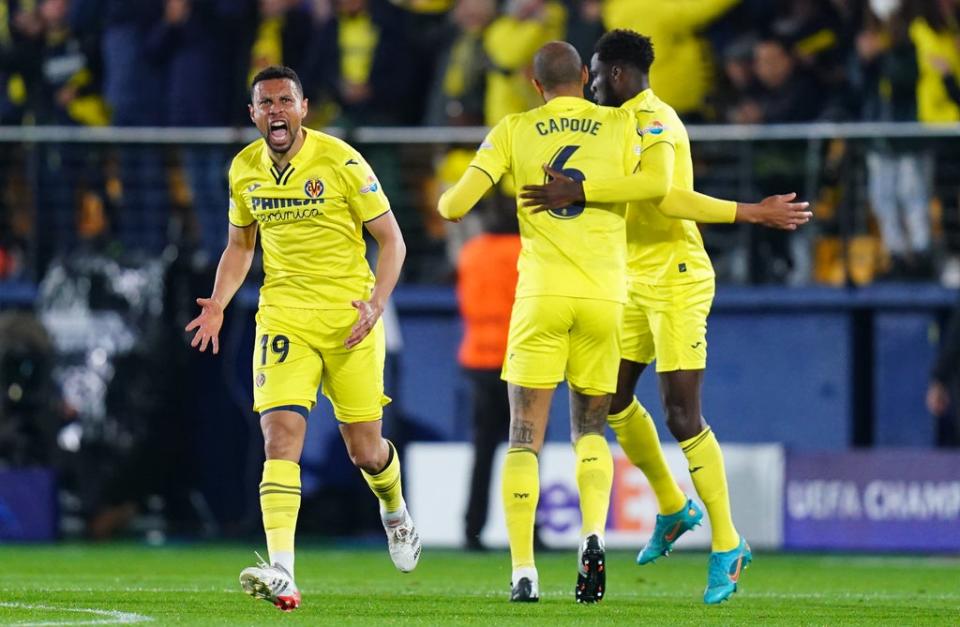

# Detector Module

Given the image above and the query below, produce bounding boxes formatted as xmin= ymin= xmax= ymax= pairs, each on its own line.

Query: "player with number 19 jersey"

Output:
xmin=469 ymin=96 xmax=640 ymax=393
xmin=228 ymin=127 xmax=392 ymax=419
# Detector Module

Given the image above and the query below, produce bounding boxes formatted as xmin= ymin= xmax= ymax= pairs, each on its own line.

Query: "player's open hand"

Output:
xmin=185 ymin=297 xmax=224 ymax=354
xmin=520 ymin=165 xmax=585 ymax=213
xmin=749 ymin=193 xmax=813 ymax=230
xmin=346 ymin=299 xmax=382 ymax=349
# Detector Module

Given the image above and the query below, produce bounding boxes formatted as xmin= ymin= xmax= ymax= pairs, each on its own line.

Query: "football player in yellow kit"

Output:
xmin=186 ymin=66 xmax=419 ymax=612
xmin=521 ymin=30 xmax=811 ymax=604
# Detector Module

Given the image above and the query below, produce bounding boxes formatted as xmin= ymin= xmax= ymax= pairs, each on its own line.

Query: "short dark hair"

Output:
xmin=250 ymin=65 xmax=303 ymax=99
xmin=594 ymin=29 xmax=655 ymax=75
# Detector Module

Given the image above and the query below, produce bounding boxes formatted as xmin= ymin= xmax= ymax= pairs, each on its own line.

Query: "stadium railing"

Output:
xmin=1 ymin=124 xmax=957 ymax=451
xmin=1 ymin=121 xmax=959 ymax=288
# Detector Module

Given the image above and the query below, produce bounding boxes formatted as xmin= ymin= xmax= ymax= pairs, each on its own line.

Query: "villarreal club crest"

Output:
xmin=304 ymin=178 xmax=324 ymax=199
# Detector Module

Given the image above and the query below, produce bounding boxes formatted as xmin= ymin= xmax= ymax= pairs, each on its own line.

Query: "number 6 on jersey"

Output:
xmin=546 ymin=145 xmax=586 ymax=219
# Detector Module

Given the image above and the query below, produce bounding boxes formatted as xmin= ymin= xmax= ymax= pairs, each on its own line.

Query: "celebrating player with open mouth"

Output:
xmin=186 ymin=66 xmax=418 ymax=612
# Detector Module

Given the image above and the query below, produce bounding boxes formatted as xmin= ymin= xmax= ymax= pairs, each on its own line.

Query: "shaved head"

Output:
xmin=533 ymin=41 xmax=584 ymax=91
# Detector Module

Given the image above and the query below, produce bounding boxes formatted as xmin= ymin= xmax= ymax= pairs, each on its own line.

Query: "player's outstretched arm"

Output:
xmin=347 ymin=210 xmax=406 ymax=349
xmin=185 ymin=223 xmax=257 ymax=354
xmin=437 ymin=166 xmax=495 ymax=221
xmin=520 ymin=137 xmax=812 ymax=229
xmin=659 ymin=189 xmax=812 ymax=230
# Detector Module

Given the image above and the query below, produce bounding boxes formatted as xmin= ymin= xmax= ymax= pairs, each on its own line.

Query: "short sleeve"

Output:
xmin=469 ymin=118 xmax=511 ymax=184
xmin=341 ymin=149 xmax=392 ymax=222
xmin=228 ymin=163 xmax=255 ymax=227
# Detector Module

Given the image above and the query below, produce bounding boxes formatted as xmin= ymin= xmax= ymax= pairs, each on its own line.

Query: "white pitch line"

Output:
xmin=0 ymin=602 xmax=153 ymax=626
xmin=23 ymin=588 xmax=234 ymax=594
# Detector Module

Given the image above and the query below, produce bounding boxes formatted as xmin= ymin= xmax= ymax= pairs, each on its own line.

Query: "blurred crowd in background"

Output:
xmin=2 ymin=0 xmax=960 ymax=542
xmin=0 ymin=0 xmax=957 ymax=129
xmin=0 ymin=0 xmax=958 ymax=286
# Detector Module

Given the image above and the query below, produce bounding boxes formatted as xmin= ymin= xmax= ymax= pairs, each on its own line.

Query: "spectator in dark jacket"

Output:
xmin=423 ymin=0 xmax=496 ymax=126
xmin=751 ymin=36 xmax=824 ymax=122
xmin=143 ymin=0 xmax=240 ymax=127
xmin=739 ymin=37 xmax=821 ymax=283
xmin=70 ymin=0 xmax=164 ymax=126
xmin=306 ymin=0 xmax=416 ymax=126
xmin=20 ymin=0 xmax=108 ymax=126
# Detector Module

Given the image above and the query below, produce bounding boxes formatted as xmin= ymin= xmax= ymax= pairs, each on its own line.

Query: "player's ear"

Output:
xmin=248 ymin=103 xmax=255 ymax=124
xmin=531 ymin=78 xmax=546 ymax=101
xmin=580 ymin=64 xmax=588 ymax=87
xmin=301 ymin=97 xmax=309 ymax=118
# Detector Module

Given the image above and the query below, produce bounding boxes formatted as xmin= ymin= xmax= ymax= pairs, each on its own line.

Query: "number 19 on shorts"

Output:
xmin=260 ymin=334 xmax=290 ymax=365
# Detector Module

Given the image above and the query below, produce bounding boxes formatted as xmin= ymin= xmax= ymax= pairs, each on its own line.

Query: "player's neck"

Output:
xmin=269 ymin=128 xmax=306 ymax=170
xmin=624 ymin=77 xmax=650 ymax=101
xmin=543 ymin=86 xmax=586 ymax=102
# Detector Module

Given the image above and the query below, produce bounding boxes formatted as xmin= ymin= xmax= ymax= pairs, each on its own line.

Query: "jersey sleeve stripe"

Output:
xmin=469 ymin=164 xmax=496 ymax=185
xmin=642 ymin=140 xmax=677 ymax=153
xmin=362 ymin=208 xmax=391 ymax=223
xmin=229 ymin=219 xmax=256 ymax=228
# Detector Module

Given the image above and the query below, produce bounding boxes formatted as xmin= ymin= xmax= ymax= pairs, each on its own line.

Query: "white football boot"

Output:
xmin=239 ymin=553 xmax=301 ymax=611
xmin=383 ymin=507 xmax=421 ymax=572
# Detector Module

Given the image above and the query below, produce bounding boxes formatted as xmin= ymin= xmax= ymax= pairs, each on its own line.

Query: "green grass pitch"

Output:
xmin=0 ymin=544 xmax=957 ymax=625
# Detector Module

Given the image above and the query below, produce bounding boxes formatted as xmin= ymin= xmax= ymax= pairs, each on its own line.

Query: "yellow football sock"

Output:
xmin=680 ymin=426 xmax=739 ymax=552
xmin=501 ymin=448 xmax=539 ymax=570
xmin=260 ymin=459 xmax=301 ymax=576
xmin=574 ymin=433 xmax=613 ymax=538
xmin=361 ymin=440 xmax=405 ymax=514
xmin=608 ymin=397 xmax=687 ymax=515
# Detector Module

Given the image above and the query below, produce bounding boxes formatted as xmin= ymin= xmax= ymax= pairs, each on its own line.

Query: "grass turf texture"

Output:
xmin=0 ymin=545 xmax=957 ymax=625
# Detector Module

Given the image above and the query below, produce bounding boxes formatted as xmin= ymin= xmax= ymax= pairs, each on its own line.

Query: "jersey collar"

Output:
xmin=622 ymin=88 xmax=655 ymax=112
xmin=542 ymin=95 xmax=595 ymax=113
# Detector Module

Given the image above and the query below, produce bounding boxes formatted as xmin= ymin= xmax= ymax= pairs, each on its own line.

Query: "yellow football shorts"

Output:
xmin=252 ymin=305 xmax=390 ymax=423
xmin=501 ymin=296 xmax=623 ymax=394
xmin=621 ymin=278 xmax=715 ymax=372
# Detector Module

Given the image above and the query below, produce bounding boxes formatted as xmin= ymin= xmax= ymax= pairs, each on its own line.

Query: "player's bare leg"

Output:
xmin=659 ymin=370 xmax=749 ymax=604
xmin=503 ymin=383 xmax=552 ymax=602
xmin=658 ymin=370 xmax=705 ymax=442
xmin=610 ymin=359 xmax=648 ymax=415
xmin=240 ymin=409 xmax=306 ymax=611
xmin=341 ymin=420 xmax=420 ymax=572
xmin=569 ymin=388 xmax=613 ymax=603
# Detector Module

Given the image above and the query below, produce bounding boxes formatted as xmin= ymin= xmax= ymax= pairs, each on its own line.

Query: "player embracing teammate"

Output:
xmin=443 ymin=31 xmax=809 ymax=605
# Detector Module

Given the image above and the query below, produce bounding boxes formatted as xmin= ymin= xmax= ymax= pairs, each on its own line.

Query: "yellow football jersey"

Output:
xmin=469 ymin=96 xmax=638 ymax=303
xmin=228 ymin=127 xmax=390 ymax=310
xmin=623 ymin=89 xmax=714 ymax=285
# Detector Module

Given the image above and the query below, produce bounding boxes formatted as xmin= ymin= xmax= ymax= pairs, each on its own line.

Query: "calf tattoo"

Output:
xmin=571 ymin=392 xmax=611 ymax=438
xmin=510 ymin=420 xmax=536 ymax=445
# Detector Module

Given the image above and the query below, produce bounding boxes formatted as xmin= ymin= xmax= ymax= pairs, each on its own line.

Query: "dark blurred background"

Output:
xmin=0 ymin=0 xmax=958 ymax=550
